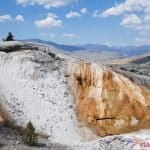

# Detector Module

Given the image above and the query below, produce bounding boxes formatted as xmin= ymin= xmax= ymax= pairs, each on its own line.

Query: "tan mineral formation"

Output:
xmin=68 ymin=61 xmax=150 ymax=136
xmin=0 ymin=107 xmax=7 ymax=124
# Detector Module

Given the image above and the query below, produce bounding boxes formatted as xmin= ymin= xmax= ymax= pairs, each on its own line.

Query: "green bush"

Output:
xmin=22 ymin=121 xmax=38 ymax=146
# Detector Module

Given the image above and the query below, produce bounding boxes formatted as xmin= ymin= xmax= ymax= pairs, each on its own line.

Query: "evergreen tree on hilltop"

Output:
xmin=3 ymin=32 xmax=14 ymax=41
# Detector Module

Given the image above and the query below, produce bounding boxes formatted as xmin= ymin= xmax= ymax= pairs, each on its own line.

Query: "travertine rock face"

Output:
xmin=68 ymin=61 xmax=150 ymax=136
xmin=0 ymin=108 xmax=6 ymax=123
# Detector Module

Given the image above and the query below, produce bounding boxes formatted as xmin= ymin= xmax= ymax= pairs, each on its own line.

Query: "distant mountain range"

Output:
xmin=23 ymin=38 xmax=150 ymax=57
xmin=23 ymin=38 xmax=85 ymax=51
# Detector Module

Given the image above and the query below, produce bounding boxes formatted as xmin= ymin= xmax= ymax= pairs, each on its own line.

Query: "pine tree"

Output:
xmin=22 ymin=121 xmax=38 ymax=146
xmin=4 ymin=32 xmax=14 ymax=41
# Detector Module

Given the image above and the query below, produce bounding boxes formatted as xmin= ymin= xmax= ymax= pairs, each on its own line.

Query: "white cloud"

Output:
xmin=135 ymin=37 xmax=150 ymax=44
xmin=93 ymin=10 xmax=101 ymax=17
xmin=98 ymin=0 xmax=150 ymax=44
xmin=120 ymin=14 xmax=150 ymax=31
xmin=15 ymin=15 xmax=24 ymax=22
xmin=80 ymin=8 xmax=87 ymax=14
xmin=40 ymin=32 xmax=55 ymax=38
xmin=65 ymin=8 xmax=87 ymax=19
xmin=136 ymin=24 xmax=150 ymax=31
xmin=100 ymin=0 xmax=150 ymax=18
xmin=120 ymin=14 xmax=142 ymax=27
xmin=144 ymin=15 xmax=150 ymax=22
xmin=35 ymin=13 xmax=62 ymax=28
xmin=65 ymin=11 xmax=81 ymax=18
xmin=0 ymin=15 xmax=12 ymax=23
xmin=63 ymin=33 xmax=76 ymax=38
xmin=16 ymin=0 xmax=75 ymax=8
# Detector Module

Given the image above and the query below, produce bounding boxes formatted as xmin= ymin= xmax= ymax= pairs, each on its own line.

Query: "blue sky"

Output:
xmin=0 ymin=0 xmax=150 ymax=45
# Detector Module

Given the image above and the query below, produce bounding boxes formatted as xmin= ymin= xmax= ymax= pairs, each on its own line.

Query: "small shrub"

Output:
xmin=129 ymin=68 xmax=137 ymax=72
xmin=22 ymin=121 xmax=38 ymax=146
xmin=48 ymin=52 xmax=56 ymax=58
xmin=120 ymin=67 xmax=127 ymax=71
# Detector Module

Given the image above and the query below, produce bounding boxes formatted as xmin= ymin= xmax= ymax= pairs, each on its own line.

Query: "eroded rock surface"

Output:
xmin=68 ymin=61 xmax=150 ymax=136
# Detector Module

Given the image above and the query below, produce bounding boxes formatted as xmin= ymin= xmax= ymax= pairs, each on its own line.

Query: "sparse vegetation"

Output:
xmin=110 ymin=63 xmax=150 ymax=77
xmin=108 ymin=62 xmax=150 ymax=87
xmin=120 ymin=67 xmax=127 ymax=71
xmin=129 ymin=68 xmax=137 ymax=72
xmin=0 ymin=45 xmax=22 ymax=53
xmin=22 ymin=121 xmax=38 ymax=146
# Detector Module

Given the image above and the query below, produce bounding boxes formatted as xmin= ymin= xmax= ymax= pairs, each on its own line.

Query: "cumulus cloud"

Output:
xmin=35 ymin=13 xmax=62 ymax=28
xmin=0 ymin=15 xmax=12 ymax=22
xmin=16 ymin=0 xmax=75 ymax=8
xmin=98 ymin=0 xmax=150 ymax=44
xmin=120 ymin=14 xmax=150 ymax=32
xmin=63 ymin=33 xmax=76 ymax=38
xmin=120 ymin=14 xmax=142 ymax=27
xmin=80 ymin=8 xmax=87 ymax=14
xmin=15 ymin=15 xmax=24 ymax=21
xmin=65 ymin=8 xmax=87 ymax=19
xmin=65 ymin=11 xmax=81 ymax=18
xmin=100 ymin=0 xmax=150 ymax=18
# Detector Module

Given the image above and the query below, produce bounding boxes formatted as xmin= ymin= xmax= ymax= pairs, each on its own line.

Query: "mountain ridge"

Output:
xmin=23 ymin=38 xmax=150 ymax=57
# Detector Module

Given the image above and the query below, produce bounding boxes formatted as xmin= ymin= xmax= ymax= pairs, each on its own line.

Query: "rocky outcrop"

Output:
xmin=68 ymin=61 xmax=150 ymax=136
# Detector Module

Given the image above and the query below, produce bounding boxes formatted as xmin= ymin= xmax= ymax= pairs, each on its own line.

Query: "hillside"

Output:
xmin=106 ymin=52 xmax=150 ymax=88
xmin=106 ymin=52 xmax=150 ymax=64
xmin=0 ymin=41 xmax=149 ymax=149
xmin=24 ymin=39 xmax=150 ymax=60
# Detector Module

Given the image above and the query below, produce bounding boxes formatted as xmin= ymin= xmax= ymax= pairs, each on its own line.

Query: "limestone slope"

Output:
xmin=0 ymin=42 xmax=83 ymax=144
xmin=0 ymin=42 xmax=149 ymax=148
